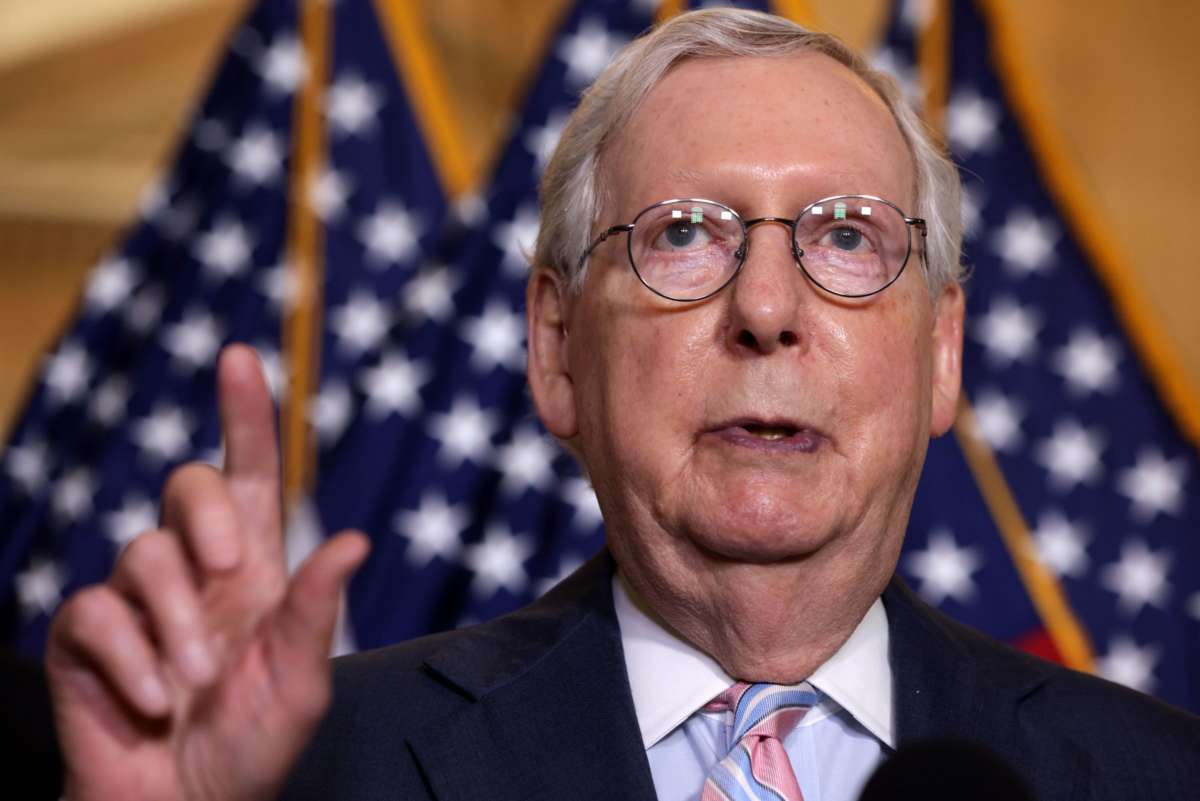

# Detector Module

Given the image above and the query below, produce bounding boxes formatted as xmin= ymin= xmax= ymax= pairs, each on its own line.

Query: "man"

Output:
xmin=45 ymin=9 xmax=1199 ymax=801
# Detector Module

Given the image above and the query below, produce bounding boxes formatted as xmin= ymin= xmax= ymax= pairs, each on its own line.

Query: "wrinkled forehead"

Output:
xmin=601 ymin=53 xmax=916 ymax=221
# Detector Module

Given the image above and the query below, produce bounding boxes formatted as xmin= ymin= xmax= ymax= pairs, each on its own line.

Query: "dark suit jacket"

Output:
xmin=284 ymin=552 xmax=1200 ymax=800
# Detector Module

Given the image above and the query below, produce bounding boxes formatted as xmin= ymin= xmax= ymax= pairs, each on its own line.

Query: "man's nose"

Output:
xmin=725 ymin=219 xmax=808 ymax=355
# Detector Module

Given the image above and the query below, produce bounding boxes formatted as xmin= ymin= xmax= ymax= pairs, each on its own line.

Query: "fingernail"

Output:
xmin=181 ymin=639 xmax=216 ymax=684
xmin=140 ymin=675 xmax=170 ymax=713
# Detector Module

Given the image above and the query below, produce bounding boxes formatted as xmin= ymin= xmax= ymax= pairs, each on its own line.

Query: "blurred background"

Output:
xmin=0 ymin=0 xmax=1197 ymax=434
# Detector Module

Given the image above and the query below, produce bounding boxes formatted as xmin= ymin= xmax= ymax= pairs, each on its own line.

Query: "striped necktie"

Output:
xmin=700 ymin=681 xmax=817 ymax=801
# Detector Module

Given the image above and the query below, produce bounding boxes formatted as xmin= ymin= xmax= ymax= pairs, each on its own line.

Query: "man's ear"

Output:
xmin=929 ymin=281 xmax=965 ymax=437
xmin=526 ymin=266 xmax=578 ymax=439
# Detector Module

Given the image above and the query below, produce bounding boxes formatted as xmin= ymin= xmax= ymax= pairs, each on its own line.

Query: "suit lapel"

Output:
xmin=406 ymin=553 xmax=659 ymax=801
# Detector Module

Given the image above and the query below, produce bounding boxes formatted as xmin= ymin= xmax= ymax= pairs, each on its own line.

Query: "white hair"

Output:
xmin=534 ymin=8 xmax=964 ymax=297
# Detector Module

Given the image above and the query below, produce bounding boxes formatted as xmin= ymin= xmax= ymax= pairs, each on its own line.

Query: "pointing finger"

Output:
xmin=215 ymin=344 xmax=283 ymax=554
xmin=218 ymin=344 xmax=280 ymax=485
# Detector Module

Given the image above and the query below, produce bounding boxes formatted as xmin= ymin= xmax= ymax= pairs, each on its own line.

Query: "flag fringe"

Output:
xmin=282 ymin=0 xmax=331 ymax=503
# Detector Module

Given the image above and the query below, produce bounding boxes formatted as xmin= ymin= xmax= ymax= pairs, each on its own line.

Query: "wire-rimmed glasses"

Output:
xmin=577 ymin=194 xmax=927 ymax=302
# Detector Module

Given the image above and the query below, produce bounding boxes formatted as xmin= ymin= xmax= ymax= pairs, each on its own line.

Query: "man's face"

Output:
xmin=529 ymin=54 xmax=963 ymax=616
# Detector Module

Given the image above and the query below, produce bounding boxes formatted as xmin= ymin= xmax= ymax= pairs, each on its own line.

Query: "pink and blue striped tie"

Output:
xmin=700 ymin=682 xmax=817 ymax=801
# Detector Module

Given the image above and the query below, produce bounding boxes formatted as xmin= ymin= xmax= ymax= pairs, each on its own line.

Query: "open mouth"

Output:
xmin=707 ymin=419 xmax=825 ymax=452
xmin=740 ymin=423 xmax=798 ymax=441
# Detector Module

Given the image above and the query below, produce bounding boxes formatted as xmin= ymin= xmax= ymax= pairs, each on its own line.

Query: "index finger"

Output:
xmin=217 ymin=344 xmax=281 ymax=488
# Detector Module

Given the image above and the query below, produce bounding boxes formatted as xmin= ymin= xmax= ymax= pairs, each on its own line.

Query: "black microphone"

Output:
xmin=858 ymin=738 xmax=1035 ymax=801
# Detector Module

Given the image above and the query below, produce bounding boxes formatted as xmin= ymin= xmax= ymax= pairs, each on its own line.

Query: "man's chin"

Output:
xmin=681 ymin=516 xmax=838 ymax=566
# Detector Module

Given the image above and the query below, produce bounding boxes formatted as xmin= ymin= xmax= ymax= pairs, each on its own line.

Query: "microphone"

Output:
xmin=858 ymin=738 xmax=1035 ymax=801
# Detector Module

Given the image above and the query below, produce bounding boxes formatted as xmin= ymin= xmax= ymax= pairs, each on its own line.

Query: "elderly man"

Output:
xmin=45 ymin=9 xmax=1198 ymax=801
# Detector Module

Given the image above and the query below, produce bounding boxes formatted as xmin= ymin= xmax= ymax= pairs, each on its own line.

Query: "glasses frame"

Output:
xmin=578 ymin=194 xmax=928 ymax=302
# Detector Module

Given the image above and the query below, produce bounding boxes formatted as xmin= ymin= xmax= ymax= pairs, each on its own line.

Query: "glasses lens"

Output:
xmin=793 ymin=197 xmax=911 ymax=297
xmin=630 ymin=200 xmax=743 ymax=300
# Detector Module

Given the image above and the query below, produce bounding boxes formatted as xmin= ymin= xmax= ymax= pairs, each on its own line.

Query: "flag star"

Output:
xmin=125 ymin=285 xmax=166 ymax=334
xmin=1035 ymin=419 xmax=1105 ymax=491
xmin=163 ymin=310 xmax=224 ymax=372
xmin=16 ymin=558 xmax=65 ymax=618
xmin=1052 ymin=328 xmax=1120 ymax=395
xmin=960 ymin=183 xmax=985 ymax=240
xmin=970 ymin=388 xmax=1024 ymax=452
xmin=309 ymin=381 xmax=354 ymax=446
xmin=946 ymin=89 xmax=1000 ymax=155
xmin=84 ymin=257 xmax=139 ymax=314
xmin=357 ymin=200 xmax=422 ymax=267
xmin=51 ymin=467 xmax=97 ymax=524
xmin=394 ymin=493 xmax=467 ymax=567
xmin=257 ymin=33 xmax=306 ymax=95
xmin=972 ymin=297 xmax=1041 ymax=365
xmin=452 ymin=192 xmax=488 ymax=228
xmin=562 ymin=477 xmax=603 ymax=531
xmin=991 ymin=209 xmax=1058 ymax=275
xmin=492 ymin=203 xmax=539 ymax=276
xmin=43 ymin=342 xmax=92 ymax=405
xmin=90 ymin=375 xmax=130 ymax=427
xmin=330 ymin=290 xmax=392 ymax=355
xmin=1096 ymin=636 xmax=1159 ymax=694
xmin=132 ymin=406 xmax=194 ymax=464
xmin=461 ymin=302 xmax=525 ymax=373
xmin=558 ymin=18 xmax=626 ymax=87
xmin=106 ymin=494 xmax=158 ymax=551
xmin=359 ymin=352 xmax=429 ymax=418
xmin=5 ymin=439 xmax=50 ymax=494
xmin=1030 ymin=509 xmax=1090 ymax=578
xmin=536 ymin=554 xmax=585 ymax=596
xmin=1116 ymin=448 xmax=1187 ymax=522
xmin=525 ymin=110 xmax=569 ymax=173
xmin=493 ymin=426 xmax=556 ymax=497
xmin=309 ymin=167 xmax=353 ymax=222
xmin=326 ymin=73 xmax=384 ymax=137
xmin=193 ymin=219 xmax=255 ymax=280
xmin=256 ymin=261 xmax=299 ymax=313
xmin=1101 ymin=539 xmax=1172 ymax=617
xmin=463 ymin=524 xmax=535 ymax=599
xmin=404 ymin=265 xmax=460 ymax=324
xmin=429 ymin=396 xmax=498 ymax=468
xmin=225 ymin=126 xmax=285 ymax=188
xmin=905 ymin=528 xmax=983 ymax=605
xmin=900 ymin=0 xmax=936 ymax=30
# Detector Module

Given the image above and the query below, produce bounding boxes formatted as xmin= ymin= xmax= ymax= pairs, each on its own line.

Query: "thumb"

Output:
xmin=270 ymin=531 xmax=370 ymax=676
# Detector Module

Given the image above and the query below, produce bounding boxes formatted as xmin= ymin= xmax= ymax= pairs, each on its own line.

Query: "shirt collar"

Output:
xmin=612 ymin=574 xmax=894 ymax=749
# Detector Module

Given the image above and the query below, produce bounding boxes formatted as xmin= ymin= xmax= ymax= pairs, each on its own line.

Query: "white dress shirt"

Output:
xmin=613 ymin=576 xmax=894 ymax=801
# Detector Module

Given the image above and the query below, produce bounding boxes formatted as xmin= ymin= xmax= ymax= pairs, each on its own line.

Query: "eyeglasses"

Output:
xmin=578 ymin=194 xmax=927 ymax=302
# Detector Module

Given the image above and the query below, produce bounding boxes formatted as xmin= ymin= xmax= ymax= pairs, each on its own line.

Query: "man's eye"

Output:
xmin=826 ymin=226 xmax=868 ymax=252
xmin=661 ymin=221 xmax=708 ymax=249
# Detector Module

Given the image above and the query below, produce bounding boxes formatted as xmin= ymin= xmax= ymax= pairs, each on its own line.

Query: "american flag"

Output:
xmin=882 ymin=0 xmax=1200 ymax=714
xmin=2 ymin=0 xmax=1197 ymax=722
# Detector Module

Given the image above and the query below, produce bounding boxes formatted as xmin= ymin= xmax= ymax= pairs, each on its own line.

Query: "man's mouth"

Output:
xmin=706 ymin=419 xmax=825 ymax=452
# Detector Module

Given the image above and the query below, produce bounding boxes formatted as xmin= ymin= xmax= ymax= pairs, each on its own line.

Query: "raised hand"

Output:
xmin=46 ymin=344 xmax=370 ymax=801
